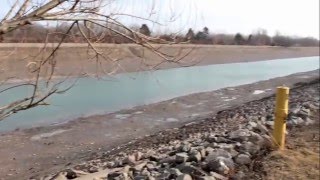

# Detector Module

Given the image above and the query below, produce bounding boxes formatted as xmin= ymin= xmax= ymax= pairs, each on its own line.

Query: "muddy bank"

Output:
xmin=0 ymin=70 xmax=318 ymax=179
xmin=0 ymin=44 xmax=319 ymax=81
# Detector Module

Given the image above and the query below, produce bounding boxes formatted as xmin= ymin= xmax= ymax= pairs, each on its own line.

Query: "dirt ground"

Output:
xmin=0 ymin=44 xmax=319 ymax=81
xmin=257 ymin=111 xmax=319 ymax=180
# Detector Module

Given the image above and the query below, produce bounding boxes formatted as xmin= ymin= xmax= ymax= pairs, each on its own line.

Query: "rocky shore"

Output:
xmin=39 ymin=79 xmax=319 ymax=180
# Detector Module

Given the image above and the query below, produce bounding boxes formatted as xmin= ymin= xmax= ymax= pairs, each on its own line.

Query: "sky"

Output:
xmin=0 ymin=0 xmax=319 ymax=38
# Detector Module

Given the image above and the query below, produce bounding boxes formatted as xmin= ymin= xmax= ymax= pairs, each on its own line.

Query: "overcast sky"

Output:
xmin=1 ymin=0 xmax=319 ymax=38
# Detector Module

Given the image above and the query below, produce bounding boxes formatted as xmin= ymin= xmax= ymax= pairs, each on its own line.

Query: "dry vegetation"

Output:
xmin=259 ymin=112 xmax=319 ymax=180
xmin=1 ymin=24 xmax=319 ymax=47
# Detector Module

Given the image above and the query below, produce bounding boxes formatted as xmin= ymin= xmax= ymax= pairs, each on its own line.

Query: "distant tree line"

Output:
xmin=1 ymin=23 xmax=319 ymax=47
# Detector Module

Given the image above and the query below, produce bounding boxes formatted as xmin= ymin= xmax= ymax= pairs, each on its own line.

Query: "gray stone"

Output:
xmin=169 ymin=168 xmax=182 ymax=177
xmin=207 ymin=135 xmax=217 ymax=143
xmin=143 ymin=150 xmax=156 ymax=159
xmin=134 ymin=175 xmax=148 ymax=180
xmin=197 ymin=176 xmax=216 ymax=180
xmin=210 ymin=171 xmax=228 ymax=180
xmin=149 ymin=154 xmax=166 ymax=162
xmin=145 ymin=163 xmax=157 ymax=171
xmin=157 ymin=171 xmax=171 ymax=179
xmin=215 ymin=137 xmax=233 ymax=143
xmin=197 ymin=147 xmax=206 ymax=158
xmin=228 ymin=129 xmax=251 ymax=142
xmin=297 ymin=108 xmax=310 ymax=119
xmin=206 ymin=149 xmax=232 ymax=160
xmin=235 ymin=154 xmax=251 ymax=165
xmin=266 ymin=114 xmax=273 ymax=121
xmin=141 ymin=169 xmax=151 ymax=176
xmin=255 ymin=122 xmax=269 ymax=134
xmin=108 ymin=172 xmax=129 ymax=180
xmin=290 ymin=116 xmax=304 ymax=125
xmin=305 ymin=118 xmax=315 ymax=125
xmin=248 ymin=131 xmax=264 ymax=144
xmin=106 ymin=161 xmax=116 ymax=168
xmin=231 ymin=171 xmax=245 ymax=180
xmin=189 ymin=150 xmax=202 ymax=162
xmin=215 ymin=143 xmax=234 ymax=151
xmin=88 ymin=166 xmax=99 ymax=173
xmin=248 ymin=121 xmax=257 ymax=129
xmin=159 ymin=156 xmax=175 ymax=164
xmin=65 ymin=170 xmax=77 ymax=179
xmin=261 ymin=134 xmax=273 ymax=149
xmin=309 ymin=103 xmax=319 ymax=111
xmin=177 ymin=174 xmax=193 ymax=180
xmin=238 ymin=141 xmax=260 ymax=155
xmin=176 ymin=153 xmax=189 ymax=163
xmin=150 ymin=170 xmax=161 ymax=177
xmin=206 ymin=156 xmax=234 ymax=175
xmin=177 ymin=163 xmax=207 ymax=177
xmin=206 ymin=156 xmax=234 ymax=174
xmin=292 ymin=108 xmax=300 ymax=114
xmin=50 ymin=172 xmax=68 ymax=180
xmin=205 ymin=147 xmax=214 ymax=155
xmin=148 ymin=176 xmax=156 ymax=180
xmin=180 ymin=143 xmax=192 ymax=152
xmin=229 ymin=149 xmax=239 ymax=158
xmin=265 ymin=121 xmax=274 ymax=129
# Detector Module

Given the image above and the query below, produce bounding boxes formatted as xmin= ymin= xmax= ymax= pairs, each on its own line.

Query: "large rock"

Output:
xmin=228 ymin=129 xmax=251 ymax=142
xmin=235 ymin=154 xmax=251 ymax=165
xmin=177 ymin=174 xmax=193 ymax=180
xmin=255 ymin=122 xmax=269 ymax=134
xmin=179 ymin=143 xmax=192 ymax=152
xmin=145 ymin=162 xmax=157 ymax=171
xmin=210 ymin=171 xmax=228 ymax=180
xmin=176 ymin=153 xmax=189 ymax=163
xmin=296 ymin=108 xmax=310 ymax=120
xmin=169 ymin=168 xmax=182 ymax=177
xmin=237 ymin=141 xmax=260 ymax=155
xmin=205 ymin=156 xmax=234 ymax=175
xmin=189 ymin=150 xmax=202 ymax=162
xmin=248 ymin=131 xmax=264 ymax=145
xmin=177 ymin=163 xmax=207 ymax=177
xmin=159 ymin=156 xmax=176 ymax=164
xmin=50 ymin=172 xmax=68 ymax=180
xmin=108 ymin=172 xmax=129 ymax=180
xmin=206 ymin=149 xmax=232 ymax=160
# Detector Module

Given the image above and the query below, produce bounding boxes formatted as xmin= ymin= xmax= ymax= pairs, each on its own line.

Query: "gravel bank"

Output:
xmin=39 ymin=79 xmax=319 ymax=180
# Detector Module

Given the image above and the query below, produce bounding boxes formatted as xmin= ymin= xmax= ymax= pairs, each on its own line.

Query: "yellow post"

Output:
xmin=272 ymin=86 xmax=289 ymax=150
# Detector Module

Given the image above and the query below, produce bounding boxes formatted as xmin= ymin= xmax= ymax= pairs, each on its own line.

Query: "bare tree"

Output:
xmin=185 ymin=28 xmax=195 ymax=41
xmin=0 ymin=0 xmax=191 ymax=121
xmin=139 ymin=24 xmax=151 ymax=36
xmin=234 ymin=33 xmax=245 ymax=45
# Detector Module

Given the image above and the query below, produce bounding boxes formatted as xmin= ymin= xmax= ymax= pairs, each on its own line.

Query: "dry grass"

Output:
xmin=261 ymin=112 xmax=319 ymax=180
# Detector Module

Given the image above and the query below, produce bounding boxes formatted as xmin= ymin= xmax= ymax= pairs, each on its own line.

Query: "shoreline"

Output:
xmin=1 ymin=45 xmax=319 ymax=82
xmin=0 ymin=70 xmax=319 ymax=179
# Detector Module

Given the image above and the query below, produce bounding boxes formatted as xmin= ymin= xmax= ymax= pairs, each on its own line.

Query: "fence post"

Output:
xmin=272 ymin=86 xmax=289 ymax=150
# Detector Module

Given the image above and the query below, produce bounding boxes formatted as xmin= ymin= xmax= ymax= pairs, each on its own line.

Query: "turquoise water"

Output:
xmin=0 ymin=56 xmax=319 ymax=132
